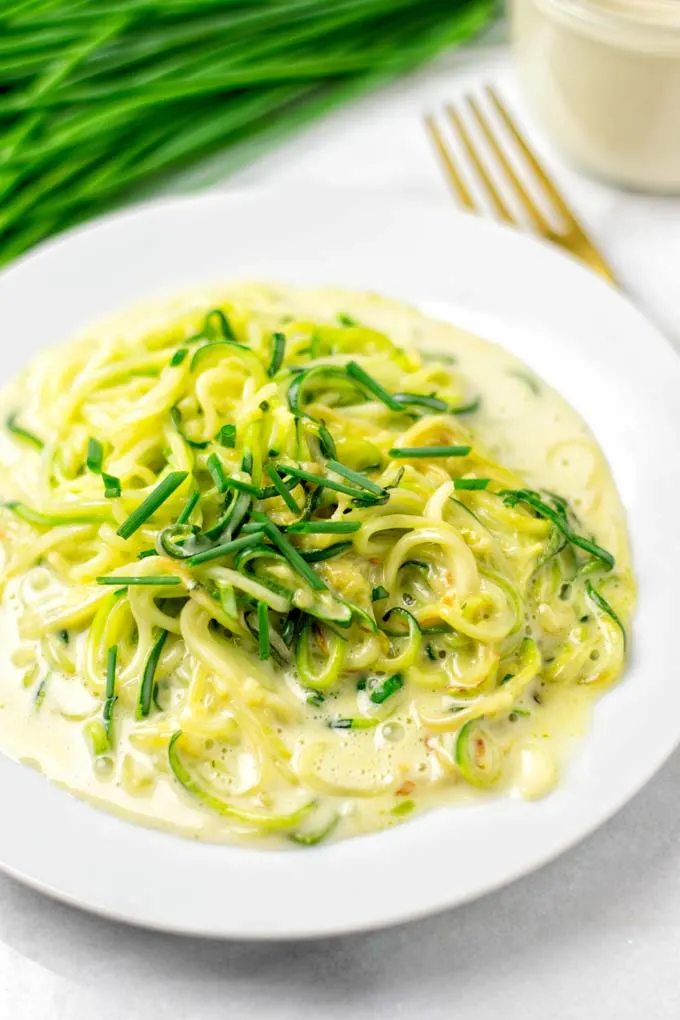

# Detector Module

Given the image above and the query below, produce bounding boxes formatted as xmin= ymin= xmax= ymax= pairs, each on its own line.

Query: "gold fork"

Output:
xmin=425 ymin=85 xmax=616 ymax=285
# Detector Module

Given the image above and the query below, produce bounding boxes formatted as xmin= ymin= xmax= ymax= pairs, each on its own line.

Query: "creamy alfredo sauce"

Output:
xmin=0 ymin=286 xmax=634 ymax=846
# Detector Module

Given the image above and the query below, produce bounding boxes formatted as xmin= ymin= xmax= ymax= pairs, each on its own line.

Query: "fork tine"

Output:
xmin=423 ymin=114 xmax=476 ymax=212
xmin=445 ymin=104 xmax=516 ymax=226
xmin=465 ymin=94 xmax=551 ymax=236
xmin=486 ymin=86 xmax=584 ymax=227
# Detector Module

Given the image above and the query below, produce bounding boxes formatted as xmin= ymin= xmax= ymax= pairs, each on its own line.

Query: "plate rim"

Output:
xmin=0 ymin=188 xmax=678 ymax=940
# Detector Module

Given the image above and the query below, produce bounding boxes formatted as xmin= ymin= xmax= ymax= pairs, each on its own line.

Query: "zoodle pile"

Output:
xmin=0 ymin=287 xmax=632 ymax=845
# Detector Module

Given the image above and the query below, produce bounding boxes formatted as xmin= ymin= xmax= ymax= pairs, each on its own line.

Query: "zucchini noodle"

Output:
xmin=0 ymin=284 xmax=636 ymax=846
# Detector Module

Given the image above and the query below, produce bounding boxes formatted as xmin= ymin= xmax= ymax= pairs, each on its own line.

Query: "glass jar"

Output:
xmin=510 ymin=0 xmax=680 ymax=192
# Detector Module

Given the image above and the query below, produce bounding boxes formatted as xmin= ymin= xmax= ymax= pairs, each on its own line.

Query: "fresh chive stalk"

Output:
xmin=257 ymin=600 xmax=270 ymax=660
xmin=266 ymin=465 xmax=300 ymax=513
xmin=251 ymin=511 xmax=327 ymax=591
xmin=117 ymin=471 xmax=187 ymax=539
xmin=326 ymin=458 xmax=385 ymax=496
xmin=177 ymin=489 xmax=200 ymax=525
xmin=103 ymin=644 xmax=117 ymax=741
xmin=216 ymin=424 xmax=236 ymax=448
xmin=206 ymin=453 xmax=229 ymax=492
xmin=186 ymin=530 xmax=263 ymax=567
xmin=389 ymin=445 xmax=471 ymax=458
xmin=170 ymin=348 xmax=188 ymax=367
xmin=287 ymin=520 xmax=360 ymax=534
xmin=86 ymin=437 xmax=103 ymax=472
xmin=267 ymin=332 xmax=286 ymax=377
xmin=454 ymin=478 xmax=489 ymax=490
xmin=102 ymin=472 xmax=121 ymax=498
xmin=301 ymin=541 xmax=352 ymax=562
xmin=345 ymin=361 xmax=402 ymax=411
xmin=137 ymin=629 xmax=168 ymax=718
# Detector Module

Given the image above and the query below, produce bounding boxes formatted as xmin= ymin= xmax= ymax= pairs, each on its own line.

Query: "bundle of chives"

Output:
xmin=0 ymin=0 xmax=497 ymax=264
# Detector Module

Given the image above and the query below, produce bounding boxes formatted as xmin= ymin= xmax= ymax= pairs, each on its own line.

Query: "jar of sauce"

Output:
xmin=510 ymin=0 xmax=680 ymax=192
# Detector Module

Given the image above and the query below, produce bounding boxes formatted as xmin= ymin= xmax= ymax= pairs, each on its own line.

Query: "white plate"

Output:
xmin=0 ymin=191 xmax=678 ymax=940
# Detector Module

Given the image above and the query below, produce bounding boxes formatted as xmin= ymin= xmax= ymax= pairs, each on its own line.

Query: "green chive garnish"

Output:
xmin=585 ymin=582 xmax=627 ymax=646
xmin=257 ymin=600 xmax=270 ymax=660
xmin=170 ymin=348 xmax=188 ymax=367
xmin=86 ymin=437 xmax=103 ymax=473
xmin=6 ymin=413 xmax=44 ymax=450
xmin=205 ymin=308 xmax=235 ymax=341
xmin=317 ymin=422 xmax=336 ymax=459
xmin=216 ymin=424 xmax=236 ymax=448
xmin=337 ymin=313 xmax=358 ymax=327
xmin=452 ymin=397 xmax=481 ymax=415
xmin=220 ymin=477 xmax=261 ymax=497
xmin=287 ymin=520 xmax=360 ymax=535
xmin=346 ymin=361 xmax=402 ymax=412
xmin=103 ymin=644 xmax=117 ymax=741
xmin=137 ymin=549 xmax=156 ymax=560
xmin=327 ymin=459 xmax=385 ymax=497
xmin=102 ymin=472 xmax=121 ymax=498
xmin=389 ymin=445 xmax=471 ymax=458
xmin=393 ymin=393 xmax=448 ymax=412
xmin=186 ymin=531 xmax=263 ymax=567
xmin=500 ymin=489 xmax=615 ymax=570
xmin=268 ymin=332 xmax=286 ymax=377
xmin=301 ymin=541 xmax=352 ymax=563
xmin=279 ymin=465 xmax=370 ymax=500
xmin=177 ymin=489 xmax=200 ymax=525
xmin=369 ymin=673 xmax=404 ymax=704
xmin=266 ymin=465 xmax=300 ymax=513
xmin=206 ymin=453 xmax=228 ymax=493
xmin=96 ymin=575 xmax=181 ymax=586
xmin=251 ymin=512 xmax=327 ymax=591
xmin=137 ymin=630 xmax=168 ymax=719
xmin=454 ymin=478 xmax=489 ymax=490
xmin=117 ymin=471 xmax=188 ymax=539
xmin=371 ymin=585 xmax=389 ymax=601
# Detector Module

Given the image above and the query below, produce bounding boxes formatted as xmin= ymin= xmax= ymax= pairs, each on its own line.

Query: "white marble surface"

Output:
xmin=3 ymin=41 xmax=680 ymax=1020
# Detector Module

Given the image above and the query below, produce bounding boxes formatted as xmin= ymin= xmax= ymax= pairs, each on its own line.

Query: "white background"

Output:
xmin=3 ymin=31 xmax=680 ymax=1020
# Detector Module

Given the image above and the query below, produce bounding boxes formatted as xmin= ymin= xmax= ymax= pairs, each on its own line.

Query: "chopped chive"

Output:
xmin=251 ymin=512 xmax=327 ymax=591
xmin=170 ymin=406 xmax=209 ymax=450
xmin=586 ymin=581 xmax=627 ymax=647
xmin=103 ymin=644 xmax=117 ymax=741
xmin=371 ymin=585 xmax=389 ymax=601
xmin=241 ymin=451 xmax=253 ymax=474
xmin=454 ymin=478 xmax=489 ymax=491
xmin=220 ymin=477 xmax=261 ymax=497
xmin=346 ymin=361 xmax=402 ymax=411
xmin=86 ymin=437 xmax=103 ymax=473
xmin=317 ymin=422 xmax=337 ymax=459
xmin=326 ymin=459 xmax=386 ymax=497
xmin=306 ymin=692 xmax=325 ymax=707
xmin=6 ymin=413 xmax=44 ymax=450
xmin=279 ymin=464 xmax=369 ymax=500
xmin=267 ymin=332 xmax=286 ymax=377
xmin=206 ymin=453 xmax=228 ymax=493
xmin=452 ymin=397 xmax=481 ymax=415
xmin=170 ymin=348 xmax=188 ymax=367
xmin=337 ymin=313 xmax=358 ymax=327
xmin=117 ymin=471 xmax=188 ymax=539
xmin=102 ymin=472 xmax=121 ymax=498
xmin=259 ymin=400 xmax=270 ymax=412
xmin=287 ymin=520 xmax=361 ymax=535
xmin=186 ymin=531 xmax=263 ymax=567
xmin=257 ymin=601 xmax=270 ymax=660
xmin=137 ymin=630 xmax=168 ymax=719
xmin=369 ymin=673 xmax=404 ymax=704
xmin=393 ymin=393 xmax=448 ymax=412
xmin=330 ymin=717 xmax=379 ymax=730
xmin=58 ymin=630 xmax=69 ymax=644
xmin=216 ymin=424 xmax=236 ymax=448
xmin=96 ymin=575 xmax=181 ymax=586
xmin=301 ymin=541 xmax=352 ymax=563
xmin=177 ymin=489 xmax=200 ymax=525
xmin=389 ymin=445 xmax=471 ymax=458
xmin=500 ymin=489 xmax=615 ymax=570
xmin=137 ymin=549 xmax=156 ymax=560
xmin=266 ymin=465 xmax=300 ymax=513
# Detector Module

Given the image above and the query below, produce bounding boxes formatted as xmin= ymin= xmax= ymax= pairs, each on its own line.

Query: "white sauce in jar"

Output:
xmin=511 ymin=0 xmax=680 ymax=192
